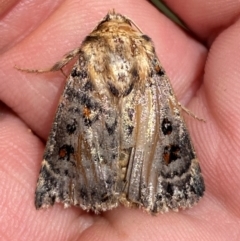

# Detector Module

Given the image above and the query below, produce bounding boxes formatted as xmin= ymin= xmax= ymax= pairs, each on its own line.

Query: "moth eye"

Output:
xmin=161 ymin=118 xmax=173 ymax=135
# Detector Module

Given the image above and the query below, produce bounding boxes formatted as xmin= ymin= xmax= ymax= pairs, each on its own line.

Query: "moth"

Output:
xmin=34 ymin=10 xmax=205 ymax=214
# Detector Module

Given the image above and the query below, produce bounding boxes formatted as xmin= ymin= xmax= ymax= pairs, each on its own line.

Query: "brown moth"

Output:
xmin=34 ymin=10 xmax=205 ymax=214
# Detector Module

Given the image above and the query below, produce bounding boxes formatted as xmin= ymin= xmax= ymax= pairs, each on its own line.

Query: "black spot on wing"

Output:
xmin=83 ymin=80 xmax=93 ymax=91
xmin=157 ymin=68 xmax=165 ymax=76
xmin=166 ymin=183 xmax=174 ymax=196
xmin=127 ymin=125 xmax=134 ymax=135
xmin=131 ymin=67 xmax=139 ymax=78
xmin=108 ymin=82 xmax=120 ymax=97
xmin=161 ymin=118 xmax=172 ymax=135
xmin=71 ymin=68 xmax=88 ymax=79
xmin=59 ymin=144 xmax=74 ymax=161
xmin=163 ymin=144 xmax=181 ymax=165
xmin=80 ymin=93 xmax=98 ymax=110
xmin=123 ymin=82 xmax=134 ymax=96
xmin=105 ymin=119 xmax=118 ymax=135
xmin=35 ymin=165 xmax=58 ymax=208
xmin=128 ymin=108 xmax=134 ymax=120
xmin=66 ymin=119 xmax=77 ymax=134
xmin=71 ymin=68 xmax=80 ymax=77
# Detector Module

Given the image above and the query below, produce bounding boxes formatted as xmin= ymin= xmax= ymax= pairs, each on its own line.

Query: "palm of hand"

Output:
xmin=0 ymin=1 xmax=240 ymax=241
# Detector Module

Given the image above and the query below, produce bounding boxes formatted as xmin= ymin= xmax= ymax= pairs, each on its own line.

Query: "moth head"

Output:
xmin=100 ymin=10 xmax=132 ymax=26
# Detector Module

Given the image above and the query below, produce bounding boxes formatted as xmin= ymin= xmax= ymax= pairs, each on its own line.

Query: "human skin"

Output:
xmin=0 ymin=0 xmax=240 ymax=240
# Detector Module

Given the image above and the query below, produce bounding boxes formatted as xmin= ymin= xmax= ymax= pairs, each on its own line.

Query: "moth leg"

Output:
xmin=178 ymin=102 xmax=205 ymax=122
xmin=15 ymin=47 xmax=82 ymax=73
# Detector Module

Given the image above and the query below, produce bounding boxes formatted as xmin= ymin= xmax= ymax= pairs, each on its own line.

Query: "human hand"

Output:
xmin=0 ymin=1 xmax=240 ymax=240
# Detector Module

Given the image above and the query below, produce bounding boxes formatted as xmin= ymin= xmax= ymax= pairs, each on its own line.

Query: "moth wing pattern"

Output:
xmin=35 ymin=11 xmax=205 ymax=214
xmin=120 ymin=60 xmax=205 ymax=213
xmin=35 ymin=53 xmax=124 ymax=212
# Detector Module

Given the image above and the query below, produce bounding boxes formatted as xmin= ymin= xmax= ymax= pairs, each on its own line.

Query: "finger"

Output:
xmin=164 ymin=0 xmax=240 ymax=42
xmin=0 ymin=0 xmax=64 ymax=53
xmin=200 ymin=19 xmax=240 ymax=215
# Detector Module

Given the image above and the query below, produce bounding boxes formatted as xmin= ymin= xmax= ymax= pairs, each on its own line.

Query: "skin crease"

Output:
xmin=0 ymin=0 xmax=240 ymax=240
